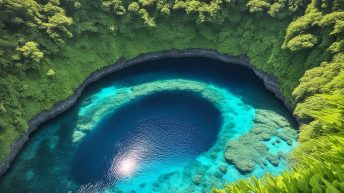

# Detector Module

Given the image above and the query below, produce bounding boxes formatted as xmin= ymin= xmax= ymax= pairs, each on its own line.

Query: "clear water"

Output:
xmin=72 ymin=91 xmax=222 ymax=184
xmin=0 ymin=57 xmax=298 ymax=192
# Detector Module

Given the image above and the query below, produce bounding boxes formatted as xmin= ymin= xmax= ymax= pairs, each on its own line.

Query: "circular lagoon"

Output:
xmin=0 ymin=57 xmax=298 ymax=193
xmin=72 ymin=91 xmax=222 ymax=185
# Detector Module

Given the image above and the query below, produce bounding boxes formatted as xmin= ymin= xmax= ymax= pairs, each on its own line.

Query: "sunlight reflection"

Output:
xmin=110 ymin=140 xmax=150 ymax=179
xmin=116 ymin=156 xmax=138 ymax=177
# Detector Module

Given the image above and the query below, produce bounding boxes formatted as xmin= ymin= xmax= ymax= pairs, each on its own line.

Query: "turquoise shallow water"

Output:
xmin=0 ymin=57 xmax=298 ymax=192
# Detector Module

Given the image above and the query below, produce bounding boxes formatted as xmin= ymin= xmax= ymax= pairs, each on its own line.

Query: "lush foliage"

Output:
xmin=213 ymin=136 xmax=344 ymax=193
xmin=214 ymin=0 xmax=344 ymax=192
xmin=0 ymin=0 xmax=73 ymax=71
xmin=0 ymin=0 xmax=343 ymax=192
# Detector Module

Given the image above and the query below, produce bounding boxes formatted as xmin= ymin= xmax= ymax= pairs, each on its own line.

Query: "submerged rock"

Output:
xmin=254 ymin=109 xmax=290 ymax=128
xmin=157 ymin=172 xmax=175 ymax=184
xmin=192 ymin=175 xmax=202 ymax=185
xmin=139 ymin=183 xmax=146 ymax=188
xmin=258 ymin=160 xmax=268 ymax=168
xmin=210 ymin=151 xmax=218 ymax=160
xmin=219 ymin=165 xmax=228 ymax=174
xmin=224 ymin=138 xmax=268 ymax=173
xmin=267 ymin=154 xmax=280 ymax=166
xmin=226 ymin=122 xmax=235 ymax=129
xmin=224 ymin=109 xmax=297 ymax=173
xmin=213 ymin=171 xmax=223 ymax=178
xmin=26 ymin=170 xmax=35 ymax=181
xmin=276 ymin=129 xmax=296 ymax=145
xmin=277 ymin=152 xmax=288 ymax=160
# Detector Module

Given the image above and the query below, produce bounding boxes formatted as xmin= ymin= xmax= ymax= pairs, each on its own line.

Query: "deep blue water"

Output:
xmin=71 ymin=91 xmax=221 ymax=185
xmin=0 ymin=57 xmax=297 ymax=193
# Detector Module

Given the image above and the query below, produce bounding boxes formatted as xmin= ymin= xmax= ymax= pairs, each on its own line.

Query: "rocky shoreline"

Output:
xmin=0 ymin=48 xmax=296 ymax=177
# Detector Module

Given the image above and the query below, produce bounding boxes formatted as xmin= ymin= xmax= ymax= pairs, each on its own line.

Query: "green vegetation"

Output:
xmin=0 ymin=0 xmax=343 ymax=192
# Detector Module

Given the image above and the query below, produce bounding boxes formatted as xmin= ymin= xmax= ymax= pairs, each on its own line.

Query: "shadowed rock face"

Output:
xmin=224 ymin=109 xmax=297 ymax=173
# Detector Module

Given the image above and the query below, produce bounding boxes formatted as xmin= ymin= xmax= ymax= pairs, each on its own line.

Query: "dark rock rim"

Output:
xmin=0 ymin=48 xmax=299 ymax=177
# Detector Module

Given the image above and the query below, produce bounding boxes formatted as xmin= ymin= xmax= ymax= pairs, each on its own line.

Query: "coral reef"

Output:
xmin=69 ymin=79 xmax=297 ymax=192
xmin=73 ymin=79 xmax=255 ymax=143
xmin=111 ymin=109 xmax=297 ymax=192
xmin=224 ymin=109 xmax=297 ymax=173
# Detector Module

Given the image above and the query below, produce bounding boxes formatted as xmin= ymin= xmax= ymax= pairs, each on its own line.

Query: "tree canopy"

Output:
xmin=0 ymin=0 xmax=343 ymax=192
xmin=0 ymin=0 xmax=73 ymax=72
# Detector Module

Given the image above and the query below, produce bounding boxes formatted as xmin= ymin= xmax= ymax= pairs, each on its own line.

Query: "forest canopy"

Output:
xmin=0 ymin=0 xmax=343 ymax=192
xmin=0 ymin=0 xmax=73 ymax=72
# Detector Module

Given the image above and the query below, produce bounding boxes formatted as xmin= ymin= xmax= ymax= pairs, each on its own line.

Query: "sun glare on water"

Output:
xmin=117 ymin=156 xmax=138 ymax=177
xmin=110 ymin=140 xmax=150 ymax=179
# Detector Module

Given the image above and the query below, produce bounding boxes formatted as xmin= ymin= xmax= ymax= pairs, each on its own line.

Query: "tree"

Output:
xmin=46 ymin=68 xmax=55 ymax=78
xmin=45 ymin=12 xmax=73 ymax=42
xmin=138 ymin=0 xmax=156 ymax=7
xmin=247 ymin=0 xmax=271 ymax=14
xmin=139 ymin=8 xmax=156 ymax=27
xmin=319 ymin=11 xmax=344 ymax=35
xmin=17 ymin=42 xmax=44 ymax=63
xmin=0 ymin=0 xmax=73 ymax=71
xmin=293 ymin=58 xmax=343 ymax=102
xmin=128 ymin=2 xmax=140 ymax=12
xmin=102 ymin=0 xmax=127 ymax=15
xmin=268 ymin=0 xmax=288 ymax=19
xmin=172 ymin=0 xmax=224 ymax=23
xmin=286 ymin=34 xmax=318 ymax=51
xmin=160 ymin=6 xmax=170 ymax=15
